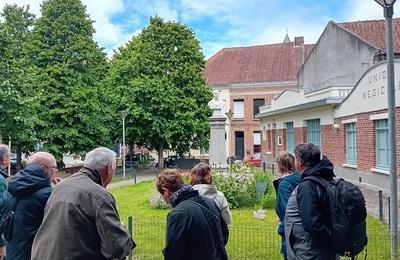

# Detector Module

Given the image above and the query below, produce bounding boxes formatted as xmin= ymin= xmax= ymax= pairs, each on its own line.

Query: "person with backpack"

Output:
xmin=0 ymin=145 xmax=10 ymax=260
xmin=273 ymin=151 xmax=301 ymax=260
xmin=156 ymin=170 xmax=229 ymax=260
xmin=284 ymin=143 xmax=338 ymax=260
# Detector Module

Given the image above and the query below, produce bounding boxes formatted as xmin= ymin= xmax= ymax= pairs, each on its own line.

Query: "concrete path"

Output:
xmin=108 ymin=168 xmax=158 ymax=190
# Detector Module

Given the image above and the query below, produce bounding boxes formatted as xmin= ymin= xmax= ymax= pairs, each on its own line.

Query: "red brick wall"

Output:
xmin=335 ymin=108 xmax=400 ymax=175
xmin=294 ymin=127 xmax=307 ymax=144
xmin=229 ymin=85 xmax=295 ymax=158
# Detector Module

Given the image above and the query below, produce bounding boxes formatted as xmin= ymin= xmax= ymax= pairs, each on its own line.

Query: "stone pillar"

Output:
xmin=209 ymin=116 xmax=227 ymax=168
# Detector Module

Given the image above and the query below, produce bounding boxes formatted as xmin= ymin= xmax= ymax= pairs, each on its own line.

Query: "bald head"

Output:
xmin=29 ymin=152 xmax=56 ymax=167
xmin=28 ymin=152 xmax=58 ymax=181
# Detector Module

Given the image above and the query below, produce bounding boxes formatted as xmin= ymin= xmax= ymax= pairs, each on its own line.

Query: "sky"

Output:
xmin=1 ymin=0 xmax=399 ymax=59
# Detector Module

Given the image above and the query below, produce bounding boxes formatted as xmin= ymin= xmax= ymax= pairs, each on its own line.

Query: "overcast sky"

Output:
xmin=1 ymin=0 xmax=398 ymax=58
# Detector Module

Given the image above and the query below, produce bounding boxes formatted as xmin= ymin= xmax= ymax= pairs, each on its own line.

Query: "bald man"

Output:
xmin=5 ymin=152 xmax=58 ymax=260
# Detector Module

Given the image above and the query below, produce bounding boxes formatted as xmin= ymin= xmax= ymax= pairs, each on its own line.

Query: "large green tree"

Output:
xmin=26 ymin=0 xmax=111 ymax=160
xmin=0 ymin=4 xmax=37 ymax=164
xmin=108 ymin=17 xmax=212 ymax=168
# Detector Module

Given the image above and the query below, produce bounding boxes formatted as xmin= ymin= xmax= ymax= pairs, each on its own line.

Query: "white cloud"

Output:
xmin=344 ymin=0 xmax=400 ymax=21
xmin=0 ymin=0 xmax=138 ymax=57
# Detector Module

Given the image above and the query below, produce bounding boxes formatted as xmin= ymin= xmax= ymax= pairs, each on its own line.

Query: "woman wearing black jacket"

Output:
xmin=156 ymin=170 xmax=228 ymax=260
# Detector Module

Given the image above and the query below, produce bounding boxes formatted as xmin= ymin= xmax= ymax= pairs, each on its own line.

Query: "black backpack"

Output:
xmin=304 ymin=176 xmax=367 ymax=257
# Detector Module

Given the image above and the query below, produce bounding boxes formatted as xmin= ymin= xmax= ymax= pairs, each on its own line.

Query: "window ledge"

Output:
xmin=342 ymin=163 xmax=357 ymax=169
xmin=370 ymin=168 xmax=390 ymax=175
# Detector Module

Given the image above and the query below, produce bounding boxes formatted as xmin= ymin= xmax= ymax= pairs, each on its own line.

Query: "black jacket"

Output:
xmin=296 ymin=156 xmax=335 ymax=247
xmin=6 ymin=164 xmax=52 ymax=260
xmin=163 ymin=187 xmax=228 ymax=260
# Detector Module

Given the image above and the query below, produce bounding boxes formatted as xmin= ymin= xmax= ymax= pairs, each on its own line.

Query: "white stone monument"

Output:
xmin=208 ymin=90 xmax=227 ymax=168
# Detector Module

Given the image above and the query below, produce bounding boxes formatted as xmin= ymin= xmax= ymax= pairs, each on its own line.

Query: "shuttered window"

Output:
xmin=306 ymin=119 xmax=321 ymax=148
xmin=376 ymin=119 xmax=389 ymax=170
xmin=286 ymin=122 xmax=295 ymax=153
xmin=233 ymin=100 xmax=244 ymax=119
xmin=345 ymin=123 xmax=357 ymax=165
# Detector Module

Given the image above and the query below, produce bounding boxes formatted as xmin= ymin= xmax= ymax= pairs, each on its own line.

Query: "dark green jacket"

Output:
xmin=0 ymin=168 xmax=7 ymax=247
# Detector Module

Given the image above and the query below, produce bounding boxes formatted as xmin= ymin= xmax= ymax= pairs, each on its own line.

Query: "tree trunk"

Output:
xmin=16 ymin=144 xmax=22 ymax=171
xmin=158 ymin=144 xmax=164 ymax=170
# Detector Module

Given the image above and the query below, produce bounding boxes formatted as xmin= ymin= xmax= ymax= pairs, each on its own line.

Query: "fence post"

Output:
xmin=388 ymin=197 xmax=391 ymax=230
xmin=263 ymin=161 xmax=266 ymax=172
xmin=128 ymin=216 xmax=133 ymax=260
xmin=379 ymin=190 xmax=384 ymax=222
xmin=272 ymin=163 xmax=275 ymax=176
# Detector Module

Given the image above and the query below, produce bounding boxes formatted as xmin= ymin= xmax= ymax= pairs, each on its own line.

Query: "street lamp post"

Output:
xmin=374 ymin=1 xmax=398 ymax=259
xmin=120 ymin=110 xmax=128 ymax=179
xmin=225 ymin=109 xmax=234 ymax=171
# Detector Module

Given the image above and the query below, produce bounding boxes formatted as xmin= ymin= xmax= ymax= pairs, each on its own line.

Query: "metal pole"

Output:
xmin=122 ymin=116 xmax=126 ymax=180
xmin=7 ymin=137 xmax=11 ymax=176
xmin=379 ymin=190 xmax=384 ymax=222
xmin=128 ymin=216 xmax=133 ymax=260
xmin=383 ymin=4 xmax=398 ymax=259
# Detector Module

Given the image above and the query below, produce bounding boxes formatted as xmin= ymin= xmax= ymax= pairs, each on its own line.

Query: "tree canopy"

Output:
xmin=0 ymin=4 xmax=37 ymax=152
xmin=108 ymin=16 xmax=212 ymax=166
xmin=24 ymin=0 xmax=112 ymax=160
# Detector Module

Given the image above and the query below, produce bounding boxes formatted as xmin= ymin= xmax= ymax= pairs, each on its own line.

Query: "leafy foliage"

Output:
xmin=213 ymin=164 xmax=275 ymax=209
xmin=107 ymin=16 xmax=212 ymax=166
xmin=25 ymin=0 xmax=111 ymax=160
xmin=0 ymin=5 xmax=37 ymax=151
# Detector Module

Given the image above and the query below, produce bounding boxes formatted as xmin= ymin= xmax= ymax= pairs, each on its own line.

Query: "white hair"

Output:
xmin=0 ymin=145 xmax=10 ymax=161
xmin=84 ymin=147 xmax=116 ymax=171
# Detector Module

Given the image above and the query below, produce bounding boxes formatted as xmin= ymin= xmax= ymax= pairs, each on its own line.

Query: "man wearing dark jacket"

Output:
xmin=31 ymin=147 xmax=135 ymax=260
xmin=284 ymin=143 xmax=338 ymax=260
xmin=156 ymin=170 xmax=228 ymax=260
xmin=5 ymin=151 xmax=58 ymax=260
xmin=0 ymin=145 xmax=10 ymax=260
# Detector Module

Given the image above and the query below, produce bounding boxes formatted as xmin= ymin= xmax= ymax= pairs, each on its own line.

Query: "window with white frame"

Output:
xmin=376 ymin=119 xmax=389 ymax=170
xmin=345 ymin=123 xmax=357 ymax=165
xmin=233 ymin=100 xmax=244 ymax=119
xmin=306 ymin=119 xmax=321 ymax=148
xmin=253 ymin=131 xmax=261 ymax=155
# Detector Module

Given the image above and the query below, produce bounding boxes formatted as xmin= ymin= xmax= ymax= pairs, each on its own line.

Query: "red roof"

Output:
xmin=205 ymin=41 xmax=314 ymax=85
xmin=338 ymin=18 xmax=400 ymax=53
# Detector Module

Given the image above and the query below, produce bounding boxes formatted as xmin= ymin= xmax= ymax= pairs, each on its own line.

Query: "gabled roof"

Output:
xmin=337 ymin=18 xmax=400 ymax=53
xmin=205 ymin=41 xmax=314 ymax=85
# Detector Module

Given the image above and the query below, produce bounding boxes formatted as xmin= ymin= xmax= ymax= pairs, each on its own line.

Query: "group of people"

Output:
xmin=274 ymin=143 xmax=339 ymax=260
xmin=0 ymin=145 xmax=135 ymax=260
xmin=0 ymin=142 xmax=339 ymax=260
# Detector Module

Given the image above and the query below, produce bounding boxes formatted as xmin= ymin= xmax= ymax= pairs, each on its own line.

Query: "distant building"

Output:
xmin=205 ymin=36 xmax=314 ymax=160
xmin=258 ymin=18 xmax=400 ymax=189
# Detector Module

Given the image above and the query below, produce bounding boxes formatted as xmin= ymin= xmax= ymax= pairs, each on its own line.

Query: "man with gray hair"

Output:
xmin=0 ymin=145 xmax=10 ymax=260
xmin=31 ymin=147 xmax=135 ymax=260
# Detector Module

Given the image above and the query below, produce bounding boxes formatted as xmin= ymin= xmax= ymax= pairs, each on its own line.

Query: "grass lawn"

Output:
xmin=112 ymin=181 xmax=390 ymax=260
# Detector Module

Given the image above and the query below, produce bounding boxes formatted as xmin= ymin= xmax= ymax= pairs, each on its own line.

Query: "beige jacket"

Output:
xmin=192 ymin=184 xmax=232 ymax=225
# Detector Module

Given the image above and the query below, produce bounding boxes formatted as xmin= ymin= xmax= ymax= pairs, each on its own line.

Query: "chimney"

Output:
xmin=294 ymin=36 xmax=304 ymax=46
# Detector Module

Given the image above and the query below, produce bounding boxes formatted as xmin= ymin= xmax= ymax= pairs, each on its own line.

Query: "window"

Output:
xmin=376 ymin=119 xmax=389 ymax=170
xmin=307 ymin=119 xmax=321 ymax=147
xmin=253 ymin=99 xmax=265 ymax=118
xmin=233 ymin=100 xmax=244 ymax=119
xmin=345 ymin=123 xmax=357 ymax=165
xmin=253 ymin=131 xmax=261 ymax=154
xmin=286 ymin=122 xmax=295 ymax=153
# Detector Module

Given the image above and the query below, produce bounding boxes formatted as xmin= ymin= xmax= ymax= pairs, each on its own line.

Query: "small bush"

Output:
xmin=149 ymin=188 xmax=171 ymax=209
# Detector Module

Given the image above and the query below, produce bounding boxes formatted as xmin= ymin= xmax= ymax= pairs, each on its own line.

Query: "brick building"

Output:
xmin=205 ymin=36 xmax=314 ymax=159
xmin=258 ymin=18 xmax=400 ymax=189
